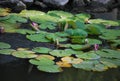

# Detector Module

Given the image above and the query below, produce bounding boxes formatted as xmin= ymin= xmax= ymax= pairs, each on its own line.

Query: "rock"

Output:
xmin=43 ymin=0 xmax=69 ymax=6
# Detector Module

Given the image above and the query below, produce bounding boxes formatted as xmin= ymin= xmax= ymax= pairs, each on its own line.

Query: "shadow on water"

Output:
xmin=0 ymin=56 xmax=120 ymax=81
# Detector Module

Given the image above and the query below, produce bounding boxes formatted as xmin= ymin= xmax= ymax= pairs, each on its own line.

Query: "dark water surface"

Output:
xmin=0 ymin=57 xmax=120 ymax=81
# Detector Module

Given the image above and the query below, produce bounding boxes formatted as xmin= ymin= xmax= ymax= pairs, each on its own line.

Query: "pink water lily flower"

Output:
xmin=94 ymin=44 xmax=99 ymax=51
xmin=31 ymin=22 xmax=40 ymax=31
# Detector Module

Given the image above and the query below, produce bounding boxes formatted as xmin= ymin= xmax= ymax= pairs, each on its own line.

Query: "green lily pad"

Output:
xmin=32 ymin=47 xmax=52 ymax=53
xmin=73 ymin=60 xmax=108 ymax=71
xmin=16 ymin=29 xmax=35 ymax=34
xmin=29 ymin=57 xmax=54 ymax=66
xmin=76 ymin=51 xmax=101 ymax=60
xmin=85 ymin=24 xmax=105 ymax=35
xmin=0 ymin=22 xmax=19 ymax=33
xmin=75 ymin=13 xmax=91 ymax=21
xmin=46 ymin=33 xmax=67 ymax=42
xmin=47 ymin=10 xmax=73 ymax=18
xmin=100 ymin=58 xmax=120 ymax=66
xmin=100 ymin=58 xmax=117 ymax=68
xmin=87 ymin=38 xmax=102 ymax=45
xmin=4 ymin=14 xmax=27 ymax=23
xmin=12 ymin=50 xmax=37 ymax=58
xmin=73 ymin=60 xmax=95 ymax=71
xmin=49 ymin=49 xmax=76 ymax=57
xmin=70 ymin=44 xmax=90 ymax=50
xmin=0 ymin=49 xmax=15 ymax=55
xmin=89 ymin=19 xmax=120 ymax=26
xmin=19 ymin=10 xmax=59 ymax=23
xmin=97 ymin=49 xmax=120 ymax=59
xmin=39 ymin=21 xmax=57 ymax=30
xmin=65 ymin=29 xmax=88 ymax=38
xmin=0 ymin=42 xmax=11 ymax=49
xmin=99 ymin=29 xmax=120 ymax=40
xmin=37 ymin=65 xmax=62 ymax=73
xmin=26 ymin=33 xmax=51 ymax=42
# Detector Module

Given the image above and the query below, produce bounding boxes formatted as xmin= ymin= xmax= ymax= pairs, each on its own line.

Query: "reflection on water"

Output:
xmin=0 ymin=61 xmax=120 ymax=81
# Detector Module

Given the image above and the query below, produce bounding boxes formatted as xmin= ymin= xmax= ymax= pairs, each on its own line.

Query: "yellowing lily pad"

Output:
xmin=36 ymin=55 xmax=55 ymax=60
xmin=56 ymin=61 xmax=72 ymax=67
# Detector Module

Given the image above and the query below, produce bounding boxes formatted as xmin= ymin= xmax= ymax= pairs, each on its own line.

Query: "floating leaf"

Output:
xmin=70 ymin=44 xmax=90 ymax=50
xmin=97 ymin=49 xmax=120 ymax=59
xmin=85 ymin=24 xmax=105 ymax=35
xmin=32 ymin=47 xmax=52 ymax=53
xmin=48 ymin=10 xmax=73 ymax=19
xmin=93 ymin=63 xmax=108 ymax=71
xmin=76 ymin=51 xmax=100 ymax=60
xmin=20 ymin=10 xmax=59 ymax=23
xmin=30 ymin=57 xmax=62 ymax=73
xmin=73 ymin=60 xmax=95 ymax=71
xmin=0 ymin=8 xmax=10 ymax=16
xmin=89 ymin=19 xmax=120 ymax=26
xmin=75 ymin=13 xmax=91 ymax=22
xmin=12 ymin=50 xmax=37 ymax=58
xmin=3 ymin=14 xmax=27 ymax=23
xmin=56 ymin=61 xmax=72 ymax=67
xmin=26 ymin=33 xmax=51 ymax=42
xmin=16 ymin=29 xmax=35 ymax=34
xmin=39 ymin=21 xmax=57 ymax=30
xmin=0 ymin=22 xmax=19 ymax=33
xmin=29 ymin=57 xmax=54 ymax=66
xmin=49 ymin=49 xmax=76 ymax=57
xmin=36 ymin=55 xmax=55 ymax=60
xmin=0 ymin=42 xmax=11 ymax=49
xmin=46 ymin=33 xmax=67 ymax=42
xmin=87 ymin=38 xmax=102 ymax=45
xmin=100 ymin=58 xmax=117 ymax=68
xmin=99 ymin=29 xmax=120 ymax=40
xmin=0 ymin=49 xmax=15 ymax=55
xmin=37 ymin=65 xmax=62 ymax=73
xmin=65 ymin=29 xmax=88 ymax=38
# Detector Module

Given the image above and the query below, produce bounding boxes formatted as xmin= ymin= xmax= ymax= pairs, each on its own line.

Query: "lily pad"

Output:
xmin=76 ymin=51 xmax=101 ymax=60
xmin=32 ymin=47 xmax=52 ymax=53
xmin=39 ymin=21 xmax=57 ymax=30
xmin=12 ymin=50 xmax=37 ymax=58
xmin=89 ymin=19 xmax=120 ymax=26
xmin=26 ymin=33 xmax=51 ymax=42
xmin=97 ymin=49 xmax=120 ymax=59
xmin=47 ymin=10 xmax=73 ymax=19
xmin=49 ymin=49 xmax=76 ymax=57
xmin=37 ymin=65 xmax=62 ymax=73
xmin=29 ymin=57 xmax=55 ymax=66
xmin=0 ymin=42 xmax=11 ymax=49
xmin=65 ymin=29 xmax=88 ymax=38
xmin=0 ymin=8 xmax=10 ymax=16
xmin=16 ymin=29 xmax=35 ymax=34
xmin=0 ymin=49 xmax=15 ymax=55
xmin=75 ymin=13 xmax=91 ymax=22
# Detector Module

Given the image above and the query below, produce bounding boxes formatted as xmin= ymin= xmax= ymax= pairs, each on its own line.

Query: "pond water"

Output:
xmin=0 ymin=58 xmax=120 ymax=81
xmin=0 ymin=5 xmax=120 ymax=81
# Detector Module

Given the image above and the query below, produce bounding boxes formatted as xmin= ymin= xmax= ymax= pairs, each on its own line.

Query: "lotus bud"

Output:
xmin=0 ymin=27 xmax=5 ymax=34
xmin=31 ymin=22 xmax=40 ymax=31
xmin=94 ymin=44 xmax=99 ymax=51
xmin=85 ymin=38 xmax=89 ymax=44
